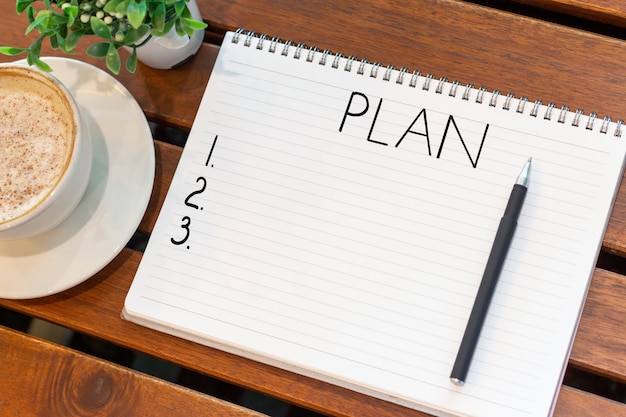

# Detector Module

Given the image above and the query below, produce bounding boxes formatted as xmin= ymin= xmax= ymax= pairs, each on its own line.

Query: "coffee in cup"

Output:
xmin=0 ymin=64 xmax=92 ymax=240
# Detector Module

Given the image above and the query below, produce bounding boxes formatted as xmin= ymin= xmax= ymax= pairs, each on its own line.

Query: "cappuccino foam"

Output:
xmin=0 ymin=68 xmax=75 ymax=224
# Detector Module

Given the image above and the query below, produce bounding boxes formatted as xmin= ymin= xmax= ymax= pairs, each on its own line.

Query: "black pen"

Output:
xmin=450 ymin=157 xmax=532 ymax=386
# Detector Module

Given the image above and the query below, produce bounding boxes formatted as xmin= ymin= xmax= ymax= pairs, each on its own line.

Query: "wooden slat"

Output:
xmin=554 ymin=386 xmax=626 ymax=416
xmin=513 ymin=0 xmax=626 ymax=28
xmin=110 ymin=46 xmax=215 ymax=129
xmin=571 ymin=268 xmax=626 ymax=381
xmin=604 ymin=173 xmax=626 ymax=257
xmin=197 ymin=0 xmax=626 ymax=120
xmin=1 ymin=251 xmax=625 ymax=416
xmin=0 ymin=249 xmax=430 ymax=417
xmin=137 ymin=140 xmax=181 ymax=234
xmin=0 ymin=325 xmax=266 ymax=417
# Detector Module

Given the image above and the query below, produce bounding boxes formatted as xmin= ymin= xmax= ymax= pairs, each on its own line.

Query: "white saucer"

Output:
xmin=0 ymin=57 xmax=155 ymax=299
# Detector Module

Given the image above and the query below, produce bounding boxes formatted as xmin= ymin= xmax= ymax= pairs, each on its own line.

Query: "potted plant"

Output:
xmin=1 ymin=0 xmax=208 ymax=74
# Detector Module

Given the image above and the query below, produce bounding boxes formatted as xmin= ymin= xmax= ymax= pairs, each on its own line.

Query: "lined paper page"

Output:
xmin=124 ymin=32 xmax=626 ymax=417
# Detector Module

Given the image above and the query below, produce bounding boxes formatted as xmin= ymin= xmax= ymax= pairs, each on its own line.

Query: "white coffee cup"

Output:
xmin=0 ymin=64 xmax=92 ymax=240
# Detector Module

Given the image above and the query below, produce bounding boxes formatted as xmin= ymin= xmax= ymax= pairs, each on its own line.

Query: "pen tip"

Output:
xmin=528 ymin=156 xmax=532 ymax=163
xmin=516 ymin=157 xmax=532 ymax=186
xmin=450 ymin=377 xmax=465 ymax=386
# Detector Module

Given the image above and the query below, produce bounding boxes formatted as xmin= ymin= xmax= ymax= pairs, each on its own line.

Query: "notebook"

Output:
xmin=123 ymin=29 xmax=626 ymax=417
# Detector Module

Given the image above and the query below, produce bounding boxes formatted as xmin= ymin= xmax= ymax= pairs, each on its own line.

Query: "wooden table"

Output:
xmin=3 ymin=1 xmax=626 ymax=415
xmin=512 ymin=0 xmax=626 ymax=28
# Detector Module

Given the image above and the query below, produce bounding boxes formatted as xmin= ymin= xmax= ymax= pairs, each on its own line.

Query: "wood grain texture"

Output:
xmin=570 ymin=268 xmax=626 ymax=381
xmin=604 ymin=173 xmax=626 ymax=256
xmin=196 ymin=0 xmax=626 ymax=121
xmin=2 ymin=251 xmax=625 ymax=416
xmin=513 ymin=0 xmax=626 ymax=27
xmin=0 ymin=326 xmax=266 ymax=417
xmin=0 ymin=250 xmax=429 ymax=417
xmin=136 ymin=140 xmax=181 ymax=234
xmin=554 ymin=386 xmax=626 ymax=416
xmin=110 ymin=46 xmax=215 ymax=129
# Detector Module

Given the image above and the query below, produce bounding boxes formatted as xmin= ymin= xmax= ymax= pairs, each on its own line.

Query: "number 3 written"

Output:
xmin=171 ymin=216 xmax=191 ymax=246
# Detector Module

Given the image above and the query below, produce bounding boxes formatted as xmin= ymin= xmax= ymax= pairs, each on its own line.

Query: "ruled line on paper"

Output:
xmin=142 ymin=258 xmax=547 ymax=398
xmin=206 ymin=70 xmax=596 ymax=292
xmin=205 ymin=110 xmax=511 ymax=196
xmin=215 ymin=69 xmax=609 ymax=186
xmin=162 ymin=196 xmax=560 ymax=338
xmin=171 ymin=184 xmax=489 ymax=297
xmin=183 ymin=168 xmax=582 ymax=283
xmin=495 ymin=279 xmax=567 ymax=308
xmin=205 ymin=77 xmax=600 ymax=252
xmin=204 ymin=128 xmax=596 ymax=238
xmin=230 ymin=58 xmax=617 ymax=160
xmin=143 ymin=268 xmax=461 ymax=374
xmin=162 ymin=213 xmax=478 ymax=313
xmin=177 ymin=195 xmax=483 ymax=293
xmin=166 ymin=187 xmax=565 ymax=330
xmin=202 ymin=161 xmax=496 ymax=247
xmin=186 ymin=128 xmax=593 ymax=268
xmin=230 ymin=59 xmax=612 ymax=162
xmin=142 ymin=254 xmax=546 ymax=402
xmin=148 ymin=254 xmax=471 ymax=349
xmin=209 ymin=139 xmax=500 ymax=213
xmin=137 ymin=284 xmax=543 ymax=411
xmin=147 ymin=265 xmax=463 ymax=359
xmin=139 ymin=290 xmax=453 ymax=380
xmin=211 ymin=79 xmax=604 ymax=205
xmin=150 ymin=256 xmax=466 ymax=342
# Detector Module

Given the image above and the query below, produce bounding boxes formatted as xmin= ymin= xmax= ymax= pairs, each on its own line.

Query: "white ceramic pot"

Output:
xmin=129 ymin=0 xmax=204 ymax=69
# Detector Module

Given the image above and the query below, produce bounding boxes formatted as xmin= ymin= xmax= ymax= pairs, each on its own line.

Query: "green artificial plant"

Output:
xmin=1 ymin=0 xmax=207 ymax=74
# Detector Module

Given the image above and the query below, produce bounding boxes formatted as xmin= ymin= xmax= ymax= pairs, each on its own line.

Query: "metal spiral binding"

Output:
xmin=232 ymin=29 xmax=623 ymax=137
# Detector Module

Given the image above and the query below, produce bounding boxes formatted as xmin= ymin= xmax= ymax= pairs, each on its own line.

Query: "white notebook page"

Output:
xmin=124 ymin=31 xmax=626 ymax=417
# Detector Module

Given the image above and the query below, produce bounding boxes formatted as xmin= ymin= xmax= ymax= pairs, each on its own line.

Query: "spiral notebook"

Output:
xmin=123 ymin=30 xmax=626 ymax=417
